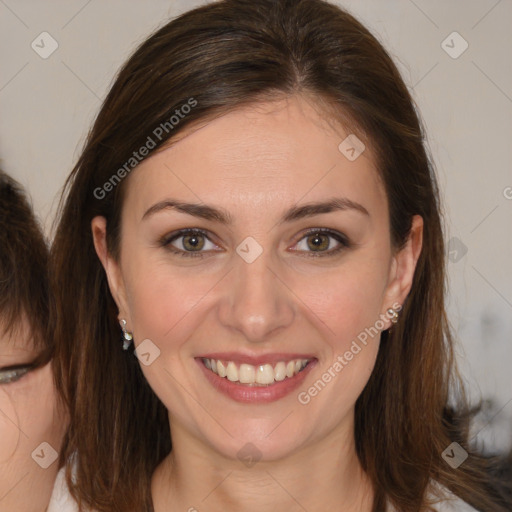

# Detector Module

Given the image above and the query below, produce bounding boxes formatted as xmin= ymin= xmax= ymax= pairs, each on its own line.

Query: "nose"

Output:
xmin=217 ymin=249 xmax=295 ymax=343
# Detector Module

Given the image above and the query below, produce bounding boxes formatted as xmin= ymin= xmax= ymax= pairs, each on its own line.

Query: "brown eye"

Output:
xmin=162 ymin=229 xmax=219 ymax=258
xmin=306 ymin=233 xmax=330 ymax=252
xmin=293 ymin=229 xmax=350 ymax=257
xmin=181 ymin=232 xmax=206 ymax=251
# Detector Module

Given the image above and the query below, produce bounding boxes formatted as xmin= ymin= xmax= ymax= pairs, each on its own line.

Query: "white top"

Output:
xmin=47 ymin=467 xmax=79 ymax=512
xmin=387 ymin=481 xmax=479 ymax=511
xmin=48 ymin=467 xmax=479 ymax=512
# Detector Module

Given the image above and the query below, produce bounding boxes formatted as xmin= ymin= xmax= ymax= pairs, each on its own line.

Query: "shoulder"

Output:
xmin=47 ymin=466 xmax=79 ymax=512
xmin=425 ymin=482 xmax=479 ymax=512
xmin=47 ymin=465 xmax=100 ymax=512
xmin=386 ymin=481 xmax=479 ymax=511
xmin=428 ymin=495 xmax=479 ymax=511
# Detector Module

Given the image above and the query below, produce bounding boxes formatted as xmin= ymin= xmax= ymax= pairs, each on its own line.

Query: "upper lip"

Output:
xmin=197 ymin=352 xmax=316 ymax=366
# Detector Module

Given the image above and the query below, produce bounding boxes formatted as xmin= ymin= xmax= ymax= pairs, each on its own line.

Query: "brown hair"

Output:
xmin=50 ymin=1 xmax=511 ymax=510
xmin=0 ymin=169 xmax=50 ymax=363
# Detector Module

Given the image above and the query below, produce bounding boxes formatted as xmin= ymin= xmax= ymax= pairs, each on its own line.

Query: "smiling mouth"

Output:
xmin=200 ymin=357 xmax=313 ymax=386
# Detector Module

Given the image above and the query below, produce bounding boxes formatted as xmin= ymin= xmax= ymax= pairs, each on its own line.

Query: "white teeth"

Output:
xmin=217 ymin=360 xmax=226 ymax=377
xmin=256 ymin=364 xmax=274 ymax=385
xmin=274 ymin=361 xmax=286 ymax=381
xmin=239 ymin=363 xmax=255 ymax=384
xmin=226 ymin=361 xmax=238 ymax=382
xmin=202 ymin=357 xmax=311 ymax=386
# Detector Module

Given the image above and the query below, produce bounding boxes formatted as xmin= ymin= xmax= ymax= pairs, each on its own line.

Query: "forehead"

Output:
xmin=0 ymin=315 xmax=34 ymax=354
xmin=124 ymin=95 xmax=385 ymax=218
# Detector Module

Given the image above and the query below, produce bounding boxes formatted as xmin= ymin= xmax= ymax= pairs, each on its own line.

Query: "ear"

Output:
xmin=91 ymin=216 xmax=131 ymax=325
xmin=381 ymin=215 xmax=423 ymax=326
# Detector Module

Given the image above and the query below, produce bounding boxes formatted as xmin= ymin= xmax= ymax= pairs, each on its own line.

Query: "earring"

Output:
xmin=386 ymin=307 xmax=400 ymax=325
xmin=120 ymin=319 xmax=133 ymax=350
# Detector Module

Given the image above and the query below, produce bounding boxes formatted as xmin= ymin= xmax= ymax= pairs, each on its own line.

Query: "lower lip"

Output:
xmin=195 ymin=358 xmax=317 ymax=403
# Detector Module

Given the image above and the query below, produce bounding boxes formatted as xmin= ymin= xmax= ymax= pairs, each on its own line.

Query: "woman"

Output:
xmin=0 ymin=169 xmax=67 ymax=511
xmin=49 ymin=0 xmax=511 ymax=510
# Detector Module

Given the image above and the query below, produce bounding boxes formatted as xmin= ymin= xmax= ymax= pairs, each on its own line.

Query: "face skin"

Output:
xmin=0 ymin=317 xmax=66 ymax=512
xmin=93 ymin=94 xmax=422 ymax=512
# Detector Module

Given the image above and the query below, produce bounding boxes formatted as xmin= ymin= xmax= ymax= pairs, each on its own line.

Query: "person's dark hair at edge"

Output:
xmin=49 ymin=0 xmax=512 ymax=511
xmin=0 ymin=168 xmax=51 ymax=366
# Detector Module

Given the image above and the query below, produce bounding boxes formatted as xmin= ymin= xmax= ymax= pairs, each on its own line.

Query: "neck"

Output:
xmin=152 ymin=415 xmax=374 ymax=512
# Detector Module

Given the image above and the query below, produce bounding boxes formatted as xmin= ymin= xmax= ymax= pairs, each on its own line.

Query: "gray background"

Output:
xmin=1 ymin=0 xmax=511 ymax=454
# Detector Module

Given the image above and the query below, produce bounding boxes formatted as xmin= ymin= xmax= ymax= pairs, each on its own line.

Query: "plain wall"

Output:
xmin=1 ymin=0 xmax=511 ymax=453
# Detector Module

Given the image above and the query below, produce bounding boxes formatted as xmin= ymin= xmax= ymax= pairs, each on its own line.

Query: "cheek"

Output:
xmin=292 ymin=259 xmax=388 ymax=410
xmin=295 ymin=257 xmax=389 ymax=344
xmin=124 ymin=247 xmax=391 ymax=354
xmin=0 ymin=364 xmax=62 ymax=468
xmin=125 ymin=259 xmax=215 ymax=345
xmin=0 ymin=387 xmax=19 ymax=462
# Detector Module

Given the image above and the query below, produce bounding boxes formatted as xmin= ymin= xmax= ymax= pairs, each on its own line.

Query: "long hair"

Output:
xmin=50 ymin=1 xmax=511 ymax=510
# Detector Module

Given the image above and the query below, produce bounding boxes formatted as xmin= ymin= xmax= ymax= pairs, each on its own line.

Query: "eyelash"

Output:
xmin=160 ymin=228 xmax=350 ymax=259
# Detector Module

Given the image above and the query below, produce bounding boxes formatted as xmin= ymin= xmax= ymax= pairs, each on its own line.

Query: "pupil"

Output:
xmin=309 ymin=233 xmax=327 ymax=251
xmin=184 ymin=233 xmax=204 ymax=251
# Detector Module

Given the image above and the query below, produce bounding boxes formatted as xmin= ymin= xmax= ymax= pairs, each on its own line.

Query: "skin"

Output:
xmin=93 ymin=94 xmax=423 ymax=512
xmin=0 ymin=317 xmax=66 ymax=512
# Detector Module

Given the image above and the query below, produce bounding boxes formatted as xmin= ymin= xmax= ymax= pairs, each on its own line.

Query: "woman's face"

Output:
xmin=93 ymin=95 xmax=421 ymax=462
xmin=0 ymin=317 xmax=66 ymax=511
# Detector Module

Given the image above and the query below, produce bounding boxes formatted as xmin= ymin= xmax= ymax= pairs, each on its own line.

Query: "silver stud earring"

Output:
xmin=386 ymin=307 xmax=400 ymax=325
xmin=120 ymin=319 xmax=133 ymax=350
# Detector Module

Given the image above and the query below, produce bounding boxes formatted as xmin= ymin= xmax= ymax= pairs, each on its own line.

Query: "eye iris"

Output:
xmin=0 ymin=367 xmax=30 ymax=384
xmin=183 ymin=233 xmax=205 ymax=251
xmin=307 ymin=233 xmax=329 ymax=251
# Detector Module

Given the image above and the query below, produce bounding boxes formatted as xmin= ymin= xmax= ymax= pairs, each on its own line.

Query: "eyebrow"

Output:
xmin=142 ymin=197 xmax=369 ymax=224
